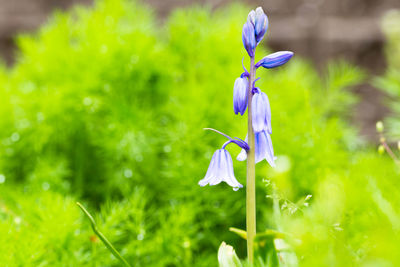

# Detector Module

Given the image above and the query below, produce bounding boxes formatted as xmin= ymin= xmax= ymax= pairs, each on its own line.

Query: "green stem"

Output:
xmin=77 ymin=202 xmax=132 ymax=267
xmin=246 ymin=56 xmax=256 ymax=264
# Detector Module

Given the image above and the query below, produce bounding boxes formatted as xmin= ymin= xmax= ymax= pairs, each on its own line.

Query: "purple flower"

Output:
xmin=233 ymin=77 xmax=248 ymax=115
xmin=242 ymin=21 xmax=256 ymax=58
xmin=237 ymin=131 xmax=275 ymax=167
xmin=252 ymin=89 xmax=271 ymax=134
xmin=199 ymin=149 xmax=243 ymax=191
xmin=255 ymin=51 xmax=294 ymax=69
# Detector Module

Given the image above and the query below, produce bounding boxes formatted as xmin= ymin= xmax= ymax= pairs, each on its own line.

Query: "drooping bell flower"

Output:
xmin=252 ymin=88 xmax=271 ymax=133
xmin=242 ymin=21 xmax=256 ymax=58
xmin=237 ymin=131 xmax=275 ymax=167
xmin=255 ymin=51 xmax=294 ymax=69
xmin=199 ymin=149 xmax=243 ymax=191
xmin=233 ymin=76 xmax=248 ymax=115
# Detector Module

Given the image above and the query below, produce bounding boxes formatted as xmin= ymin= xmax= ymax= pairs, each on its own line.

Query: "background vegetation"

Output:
xmin=0 ymin=0 xmax=399 ymax=266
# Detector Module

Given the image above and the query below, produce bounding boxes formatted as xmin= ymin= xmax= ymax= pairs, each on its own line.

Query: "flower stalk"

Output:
xmin=77 ymin=202 xmax=132 ymax=267
xmin=246 ymin=56 xmax=257 ymax=263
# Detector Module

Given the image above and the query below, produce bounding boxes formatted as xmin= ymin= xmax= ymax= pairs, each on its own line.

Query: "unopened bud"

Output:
xmin=380 ymin=137 xmax=386 ymax=143
xmin=378 ymin=145 xmax=385 ymax=155
xmin=398 ymin=141 xmax=400 ymax=151
xmin=242 ymin=21 xmax=256 ymax=57
xmin=218 ymin=242 xmax=241 ymax=267
xmin=255 ymin=51 xmax=294 ymax=69
xmin=376 ymin=121 xmax=384 ymax=133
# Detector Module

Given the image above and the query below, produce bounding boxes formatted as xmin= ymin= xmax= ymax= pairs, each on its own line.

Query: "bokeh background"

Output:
xmin=1 ymin=0 xmax=400 ymax=266
xmin=1 ymin=0 xmax=400 ymax=138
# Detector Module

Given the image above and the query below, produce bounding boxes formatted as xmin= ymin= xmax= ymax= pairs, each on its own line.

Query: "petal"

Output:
xmin=199 ymin=150 xmax=219 ymax=186
xmin=223 ymin=150 xmax=243 ymax=189
xmin=261 ymin=92 xmax=272 ymax=133
xmin=265 ymin=133 xmax=275 ymax=167
xmin=252 ymin=93 xmax=266 ymax=132
xmin=255 ymin=131 xmax=267 ymax=163
xmin=237 ymin=149 xmax=247 ymax=161
xmin=210 ymin=149 xmax=224 ymax=186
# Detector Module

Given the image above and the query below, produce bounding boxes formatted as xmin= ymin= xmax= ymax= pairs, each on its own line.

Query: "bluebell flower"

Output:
xmin=233 ymin=77 xmax=248 ymax=115
xmin=199 ymin=149 xmax=243 ymax=191
xmin=242 ymin=21 xmax=256 ymax=58
xmin=252 ymin=89 xmax=271 ymax=133
xmin=237 ymin=131 xmax=275 ymax=167
xmin=247 ymin=7 xmax=269 ymax=44
xmin=255 ymin=51 xmax=294 ymax=69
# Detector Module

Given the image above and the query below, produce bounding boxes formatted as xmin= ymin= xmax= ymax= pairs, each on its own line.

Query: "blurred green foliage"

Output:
xmin=375 ymin=10 xmax=400 ymax=139
xmin=0 ymin=0 xmax=399 ymax=266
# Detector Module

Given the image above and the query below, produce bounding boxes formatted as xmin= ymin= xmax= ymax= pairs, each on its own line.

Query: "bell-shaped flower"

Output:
xmin=252 ymin=89 xmax=271 ymax=133
xmin=199 ymin=149 xmax=243 ymax=191
xmin=233 ymin=77 xmax=248 ymax=115
xmin=237 ymin=131 xmax=275 ymax=167
xmin=242 ymin=21 xmax=256 ymax=57
xmin=255 ymin=51 xmax=294 ymax=69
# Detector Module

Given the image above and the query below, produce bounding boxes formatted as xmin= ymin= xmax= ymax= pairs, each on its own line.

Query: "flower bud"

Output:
xmin=233 ymin=77 xmax=248 ymax=115
xmin=242 ymin=21 xmax=256 ymax=57
xmin=217 ymin=242 xmax=242 ymax=267
xmin=247 ymin=10 xmax=255 ymax=25
xmin=376 ymin=121 xmax=384 ymax=133
xmin=255 ymin=51 xmax=294 ymax=69
xmin=254 ymin=7 xmax=269 ymax=43
xmin=378 ymin=145 xmax=385 ymax=155
xmin=398 ymin=141 xmax=400 ymax=151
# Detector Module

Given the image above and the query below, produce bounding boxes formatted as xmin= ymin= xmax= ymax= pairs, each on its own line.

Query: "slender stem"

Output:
xmin=379 ymin=134 xmax=400 ymax=165
xmin=246 ymin=56 xmax=256 ymax=264
xmin=77 ymin=202 xmax=132 ymax=267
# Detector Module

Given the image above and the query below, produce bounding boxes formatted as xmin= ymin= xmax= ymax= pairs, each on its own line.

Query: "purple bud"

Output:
xmin=252 ymin=90 xmax=271 ymax=133
xmin=237 ymin=131 xmax=275 ymax=167
xmin=255 ymin=51 xmax=294 ymax=69
xmin=254 ymin=7 xmax=269 ymax=43
xmin=199 ymin=149 xmax=243 ymax=191
xmin=242 ymin=21 xmax=256 ymax=58
xmin=233 ymin=77 xmax=248 ymax=115
xmin=247 ymin=10 xmax=256 ymax=25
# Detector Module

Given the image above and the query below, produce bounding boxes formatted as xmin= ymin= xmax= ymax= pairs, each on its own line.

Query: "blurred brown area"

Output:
xmin=1 ymin=0 xmax=399 ymax=139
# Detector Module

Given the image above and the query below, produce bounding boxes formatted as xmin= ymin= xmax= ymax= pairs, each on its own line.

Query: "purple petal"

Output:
xmin=252 ymin=92 xmax=267 ymax=133
xmin=261 ymin=92 xmax=272 ymax=133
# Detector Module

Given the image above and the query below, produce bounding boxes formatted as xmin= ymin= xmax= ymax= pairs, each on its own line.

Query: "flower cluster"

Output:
xmin=199 ymin=7 xmax=293 ymax=190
